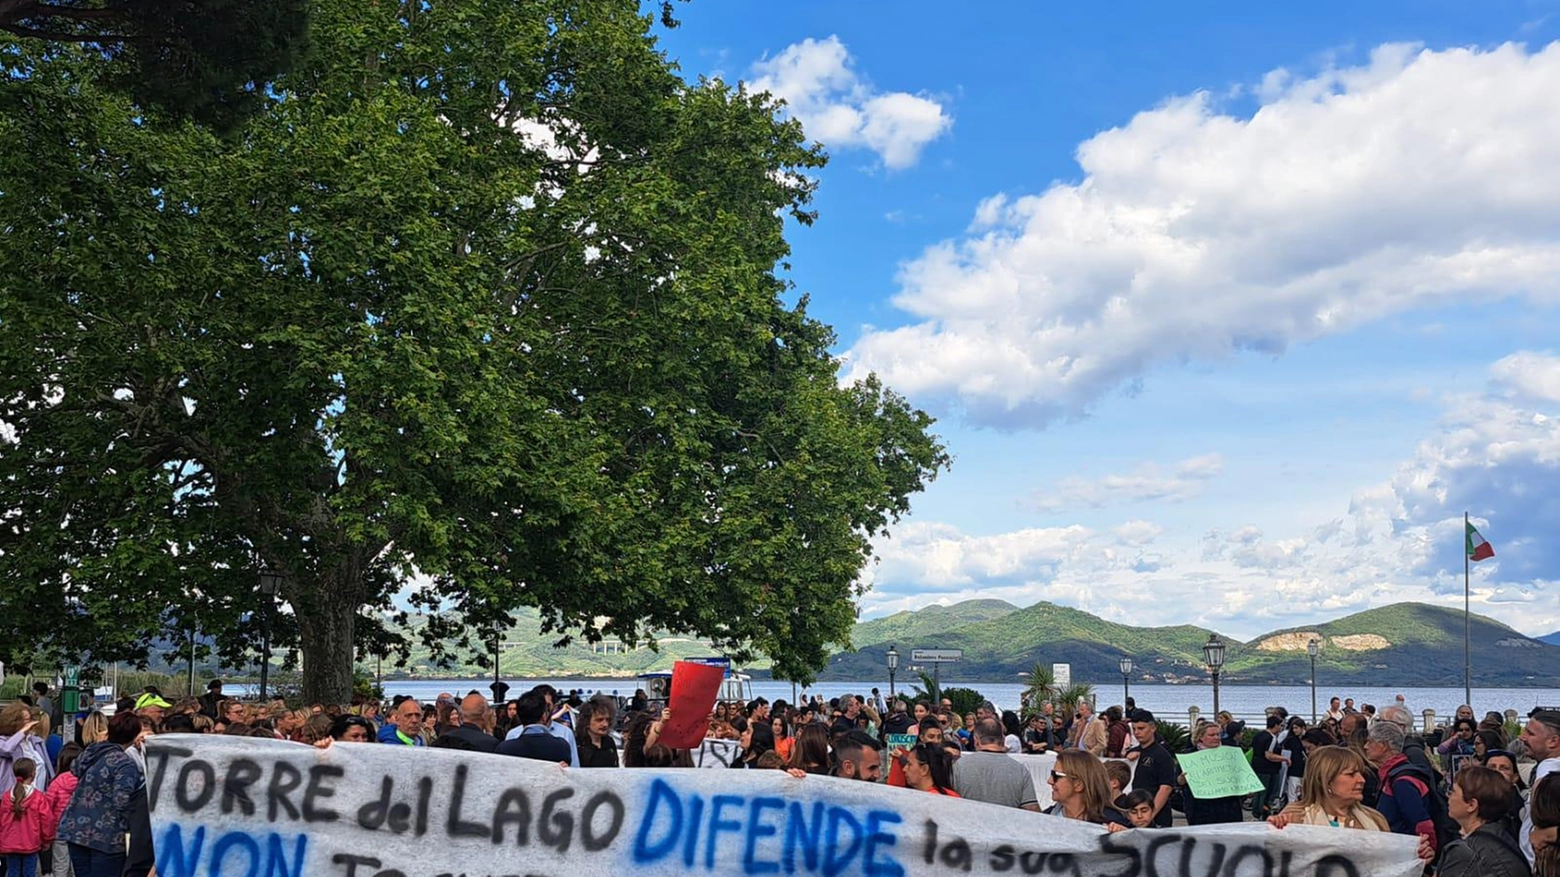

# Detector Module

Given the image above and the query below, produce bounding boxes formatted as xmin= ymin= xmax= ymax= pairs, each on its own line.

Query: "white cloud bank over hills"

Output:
xmin=749 ymin=36 xmax=952 ymax=170
xmin=862 ymin=353 xmax=1560 ymax=638
xmin=844 ymin=42 xmax=1560 ymax=427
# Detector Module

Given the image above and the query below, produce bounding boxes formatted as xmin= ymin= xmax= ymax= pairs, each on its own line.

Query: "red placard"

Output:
xmin=659 ymin=660 xmax=725 ymax=749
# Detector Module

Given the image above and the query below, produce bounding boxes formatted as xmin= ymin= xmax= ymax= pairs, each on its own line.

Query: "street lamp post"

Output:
xmin=1202 ymin=634 xmax=1227 ymax=716
xmin=1119 ymin=655 xmax=1134 ymax=706
xmin=1307 ymin=638 xmax=1321 ymax=723
xmin=886 ymin=646 xmax=900 ymax=700
xmin=257 ymin=569 xmax=282 ymax=701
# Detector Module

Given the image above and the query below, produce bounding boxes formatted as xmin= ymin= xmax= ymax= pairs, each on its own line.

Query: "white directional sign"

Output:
xmin=1053 ymin=662 xmax=1071 ymax=688
xmin=911 ymin=648 xmax=963 ymax=662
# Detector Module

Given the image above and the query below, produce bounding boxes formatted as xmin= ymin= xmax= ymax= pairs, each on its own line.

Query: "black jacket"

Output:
xmin=439 ymin=724 xmax=500 ymax=753
xmin=1437 ymin=823 xmax=1532 ymax=877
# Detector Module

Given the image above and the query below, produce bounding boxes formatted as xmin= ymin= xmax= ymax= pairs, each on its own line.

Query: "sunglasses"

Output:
xmin=1049 ymin=770 xmax=1071 ymax=783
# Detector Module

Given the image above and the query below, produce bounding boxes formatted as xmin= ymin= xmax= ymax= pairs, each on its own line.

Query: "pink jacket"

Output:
xmin=0 ymin=786 xmax=55 ymax=854
xmin=44 ymin=772 xmax=77 ymax=831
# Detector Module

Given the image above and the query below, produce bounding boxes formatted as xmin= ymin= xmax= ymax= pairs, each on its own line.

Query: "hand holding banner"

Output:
xmin=659 ymin=660 xmax=724 ymax=749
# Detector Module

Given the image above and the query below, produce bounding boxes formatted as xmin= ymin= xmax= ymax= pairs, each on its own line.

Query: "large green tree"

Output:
xmin=0 ymin=0 xmax=948 ymax=702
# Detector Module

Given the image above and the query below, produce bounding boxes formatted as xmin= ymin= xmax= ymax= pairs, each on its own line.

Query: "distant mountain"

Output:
xmin=1541 ymin=631 xmax=1560 ymax=647
xmin=815 ymin=599 xmax=1560 ymax=687
xmin=1236 ymin=603 xmax=1560 ymax=686
xmin=849 ymin=599 xmax=1019 ymax=649
xmin=817 ymin=600 xmax=1226 ymax=684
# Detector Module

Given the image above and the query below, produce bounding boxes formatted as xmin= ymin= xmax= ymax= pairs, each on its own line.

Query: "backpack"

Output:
xmin=1384 ymin=759 xmax=1459 ymax=857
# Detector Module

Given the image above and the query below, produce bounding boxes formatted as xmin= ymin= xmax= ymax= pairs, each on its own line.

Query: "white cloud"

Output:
xmin=845 ymin=42 xmax=1560 ymax=426
xmin=750 ymin=36 xmax=951 ymax=170
xmin=864 ymin=353 xmax=1560 ymax=637
xmin=1031 ymin=453 xmax=1224 ymax=510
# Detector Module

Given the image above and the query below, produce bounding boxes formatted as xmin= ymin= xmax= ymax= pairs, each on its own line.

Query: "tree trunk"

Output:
xmin=297 ymin=586 xmax=358 ymax=705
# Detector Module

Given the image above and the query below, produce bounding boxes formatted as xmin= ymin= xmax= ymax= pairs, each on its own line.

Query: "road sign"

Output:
xmin=911 ymin=649 xmax=962 ymax=663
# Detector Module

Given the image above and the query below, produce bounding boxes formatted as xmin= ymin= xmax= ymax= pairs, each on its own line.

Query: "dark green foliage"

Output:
xmin=0 ymin=0 xmax=309 ymax=132
xmin=939 ymin=686 xmax=985 ymax=717
xmin=1156 ymin=720 xmax=1189 ymax=753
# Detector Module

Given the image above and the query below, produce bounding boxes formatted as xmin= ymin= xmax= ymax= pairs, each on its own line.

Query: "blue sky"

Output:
xmin=654 ymin=2 xmax=1560 ymax=640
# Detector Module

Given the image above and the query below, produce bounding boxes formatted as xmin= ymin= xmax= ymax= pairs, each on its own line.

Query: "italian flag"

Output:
xmin=1466 ymin=521 xmax=1495 ymax=562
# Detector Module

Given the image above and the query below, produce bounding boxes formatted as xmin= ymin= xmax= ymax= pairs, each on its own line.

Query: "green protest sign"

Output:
xmin=885 ymin=733 xmax=919 ymax=752
xmin=1177 ymin=745 xmax=1265 ymax=798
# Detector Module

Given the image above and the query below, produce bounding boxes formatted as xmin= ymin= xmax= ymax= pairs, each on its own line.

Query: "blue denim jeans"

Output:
xmin=4 ymin=853 xmax=40 ymax=877
xmin=64 ymin=845 xmax=121 ymax=877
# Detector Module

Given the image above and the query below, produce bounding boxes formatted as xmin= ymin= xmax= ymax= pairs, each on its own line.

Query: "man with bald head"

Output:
xmin=436 ymin=691 xmax=500 ymax=752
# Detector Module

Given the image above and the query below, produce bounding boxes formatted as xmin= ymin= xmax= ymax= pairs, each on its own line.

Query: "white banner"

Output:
xmin=692 ymin=738 xmax=741 ymax=769
xmin=145 ymin=736 xmax=1421 ymax=877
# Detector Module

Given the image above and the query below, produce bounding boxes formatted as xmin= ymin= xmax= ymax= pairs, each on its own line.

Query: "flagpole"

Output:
xmin=1464 ymin=511 xmax=1472 ymax=709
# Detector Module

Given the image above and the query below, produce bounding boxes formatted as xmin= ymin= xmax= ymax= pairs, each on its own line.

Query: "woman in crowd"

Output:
xmin=1270 ymin=746 xmax=1388 ymax=830
xmin=733 ymin=721 xmax=776 ymax=769
xmin=1216 ymin=710 xmax=1245 ymax=749
xmin=1479 ymin=747 xmax=1528 ymax=841
xmin=576 ymin=699 xmax=619 ymax=768
xmin=57 ymin=711 xmax=143 ymax=877
xmin=326 ymin=715 xmax=375 ymax=743
xmin=959 ymin=713 xmax=976 ymax=750
xmin=1277 ymin=740 xmax=1436 ymax=863
xmin=1179 ymin=721 xmax=1245 ymax=824
xmin=1281 ymin=716 xmax=1308 ymax=807
xmin=1481 ymin=713 xmax=1511 ymax=747
xmin=771 ymin=715 xmax=794 ymax=763
xmin=900 ymin=743 xmax=959 ymax=797
xmin=1001 ymin=711 xmax=1024 ymax=754
xmin=0 ymin=703 xmax=53 ymax=795
xmin=1477 ymin=730 xmax=1508 ymax=760
xmin=787 ymin=724 xmax=830 ymax=775
xmin=1439 ymin=765 xmax=1529 ymax=877
xmin=1045 ymin=750 xmax=1130 ymax=829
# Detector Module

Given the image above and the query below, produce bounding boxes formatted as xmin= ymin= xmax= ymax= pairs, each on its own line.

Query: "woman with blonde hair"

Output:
xmin=1269 ymin=746 xmax=1389 ymax=830
xmin=1046 ymin=750 xmax=1130 ymax=828
xmin=217 ymin=699 xmax=247 ymax=729
xmin=78 ymin=713 xmax=108 ymax=747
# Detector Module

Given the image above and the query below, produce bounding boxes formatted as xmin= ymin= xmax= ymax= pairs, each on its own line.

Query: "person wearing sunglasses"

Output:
xmin=1045 ymin=750 xmax=1130 ymax=829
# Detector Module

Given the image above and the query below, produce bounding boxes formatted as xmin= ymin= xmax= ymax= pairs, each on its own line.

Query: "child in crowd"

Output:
xmin=1115 ymin=790 xmax=1158 ymax=829
xmin=46 ymin=746 xmax=80 ymax=877
xmin=0 ymin=758 xmax=53 ymax=877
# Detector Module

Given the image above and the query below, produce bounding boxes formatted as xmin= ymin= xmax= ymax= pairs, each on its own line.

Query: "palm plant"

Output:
xmin=1021 ymin=662 xmax=1055 ymax=716
xmin=1056 ymin=683 xmax=1095 ymax=713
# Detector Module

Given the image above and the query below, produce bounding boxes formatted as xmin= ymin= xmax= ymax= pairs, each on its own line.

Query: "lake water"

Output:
xmin=357 ymin=678 xmax=1560 ymax=722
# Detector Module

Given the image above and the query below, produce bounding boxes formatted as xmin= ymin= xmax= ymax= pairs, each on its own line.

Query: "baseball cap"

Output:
xmin=135 ymin=693 xmax=173 ymax=711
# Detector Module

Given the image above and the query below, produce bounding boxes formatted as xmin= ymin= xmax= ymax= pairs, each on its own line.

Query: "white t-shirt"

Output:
xmin=1521 ymin=756 xmax=1560 ymax=865
xmin=1005 ymin=734 xmax=1022 ymax=754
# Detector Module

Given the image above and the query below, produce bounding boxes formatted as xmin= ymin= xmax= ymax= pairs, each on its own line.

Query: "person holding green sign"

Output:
xmin=1176 ymin=721 xmax=1249 ymax=825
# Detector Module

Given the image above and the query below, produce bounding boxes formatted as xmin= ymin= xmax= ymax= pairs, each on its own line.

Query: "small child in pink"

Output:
xmin=0 ymin=758 xmax=54 ymax=877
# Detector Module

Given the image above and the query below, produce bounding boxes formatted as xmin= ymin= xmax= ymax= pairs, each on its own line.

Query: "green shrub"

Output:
xmin=939 ymin=687 xmax=986 ymax=717
xmin=1156 ymin=720 xmax=1190 ymax=752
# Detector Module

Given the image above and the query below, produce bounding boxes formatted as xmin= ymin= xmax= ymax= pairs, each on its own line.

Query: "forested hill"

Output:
xmin=151 ymin=600 xmax=1560 ymax=686
xmin=815 ymin=600 xmax=1560 ymax=686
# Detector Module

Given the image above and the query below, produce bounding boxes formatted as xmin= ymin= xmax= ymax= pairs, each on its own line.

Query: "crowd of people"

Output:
xmin=0 ymin=677 xmax=1557 ymax=877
